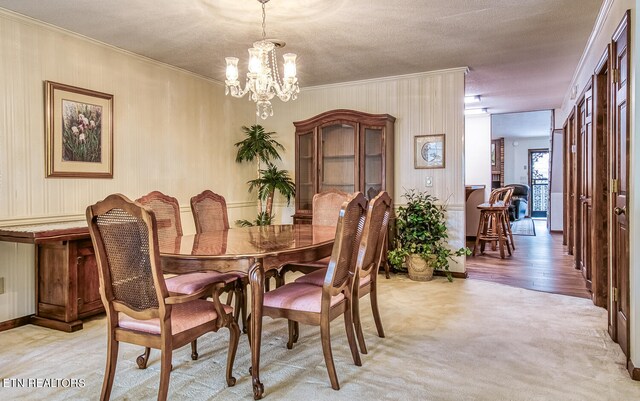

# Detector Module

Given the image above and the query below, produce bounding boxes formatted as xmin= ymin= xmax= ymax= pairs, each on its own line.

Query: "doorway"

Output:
xmin=529 ymin=149 xmax=549 ymax=218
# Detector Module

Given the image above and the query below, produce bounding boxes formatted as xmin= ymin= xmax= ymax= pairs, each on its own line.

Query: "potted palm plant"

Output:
xmin=235 ymin=125 xmax=295 ymax=226
xmin=387 ymin=189 xmax=470 ymax=281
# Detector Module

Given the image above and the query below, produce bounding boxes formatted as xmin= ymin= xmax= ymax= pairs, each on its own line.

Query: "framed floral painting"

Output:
xmin=414 ymin=134 xmax=445 ymax=169
xmin=45 ymin=81 xmax=113 ymax=178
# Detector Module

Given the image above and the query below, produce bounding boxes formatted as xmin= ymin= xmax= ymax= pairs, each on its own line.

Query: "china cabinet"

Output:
xmin=293 ymin=109 xmax=395 ymax=223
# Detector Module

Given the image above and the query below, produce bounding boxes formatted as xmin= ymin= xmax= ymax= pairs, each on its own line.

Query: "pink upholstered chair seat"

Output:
xmin=165 ymin=271 xmax=243 ymax=294
xmin=263 ymin=283 xmax=345 ymax=313
xmin=294 ymin=268 xmax=371 ymax=288
xmin=119 ymin=300 xmax=233 ymax=335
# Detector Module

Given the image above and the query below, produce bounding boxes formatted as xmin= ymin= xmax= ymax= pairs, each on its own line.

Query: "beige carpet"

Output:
xmin=1 ymin=276 xmax=639 ymax=401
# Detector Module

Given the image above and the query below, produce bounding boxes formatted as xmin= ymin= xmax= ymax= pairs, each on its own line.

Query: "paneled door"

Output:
xmin=610 ymin=11 xmax=630 ymax=357
xmin=566 ymin=112 xmax=577 ymax=256
xmin=577 ymin=84 xmax=593 ymax=289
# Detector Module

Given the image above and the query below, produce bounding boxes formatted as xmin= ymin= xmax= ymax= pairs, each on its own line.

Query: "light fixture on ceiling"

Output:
xmin=224 ymin=0 xmax=299 ymax=120
xmin=464 ymin=108 xmax=488 ymax=115
xmin=464 ymin=95 xmax=481 ymax=104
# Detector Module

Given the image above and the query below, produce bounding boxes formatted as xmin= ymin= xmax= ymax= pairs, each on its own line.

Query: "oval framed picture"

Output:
xmin=414 ymin=134 xmax=445 ymax=169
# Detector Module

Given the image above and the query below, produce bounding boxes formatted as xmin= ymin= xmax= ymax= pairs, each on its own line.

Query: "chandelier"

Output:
xmin=224 ymin=0 xmax=299 ymax=120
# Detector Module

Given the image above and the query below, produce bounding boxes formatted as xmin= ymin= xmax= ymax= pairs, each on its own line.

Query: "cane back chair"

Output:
xmin=295 ymin=191 xmax=392 ymax=354
xmin=135 ymin=191 xmax=243 ymax=365
xmin=254 ymin=192 xmax=366 ymax=390
xmin=86 ymin=194 xmax=240 ymax=401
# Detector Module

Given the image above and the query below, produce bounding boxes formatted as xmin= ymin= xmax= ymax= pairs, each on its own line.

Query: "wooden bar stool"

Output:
xmin=500 ymin=188 xmax=516 ymax=252
xmin=473 ymin=188 xmax=513 ymax=258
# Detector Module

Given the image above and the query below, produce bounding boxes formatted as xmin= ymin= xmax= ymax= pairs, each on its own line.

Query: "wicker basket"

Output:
xmin=406 ymin=254 xmax=435 ymax=281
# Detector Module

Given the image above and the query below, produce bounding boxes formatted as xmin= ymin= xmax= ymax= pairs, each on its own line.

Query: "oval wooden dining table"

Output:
xmin=159 ymin=224 xmax=336 ymax=399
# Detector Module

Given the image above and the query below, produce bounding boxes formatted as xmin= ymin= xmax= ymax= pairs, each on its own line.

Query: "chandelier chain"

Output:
xmin=261 ymin=2 xmax=266 ymax=40
xmin=272 ymin=49 xmax=283 ymax=88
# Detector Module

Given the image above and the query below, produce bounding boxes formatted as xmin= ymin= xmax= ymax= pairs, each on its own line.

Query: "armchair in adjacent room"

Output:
xmin=505 ymin=184 xmax=529 ymax=221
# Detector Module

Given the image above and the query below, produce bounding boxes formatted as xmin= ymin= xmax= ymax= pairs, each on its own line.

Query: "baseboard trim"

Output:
xmin=434 ymin=270 xmax=468 ymax=279
xmin=0 ymin=315 xmax=32 ymax=332
xmin=628 ymin=358 xmax=640 ymax=381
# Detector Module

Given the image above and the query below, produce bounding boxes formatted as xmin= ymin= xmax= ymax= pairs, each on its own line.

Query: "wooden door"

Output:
xmin=562 ymin=122 xmax=569 ymax=246
xmin=610 ymin=11 xmax=630 ymax=357
xmin=74 ymin=239 xmax=102 ymax=318
xmin=577 ymin=84 xmax=593 ymax=289
xmin=592 ymin=48 xmax=610 ymax=308
xmin=566 ymin=111 xmax=577 ymax=256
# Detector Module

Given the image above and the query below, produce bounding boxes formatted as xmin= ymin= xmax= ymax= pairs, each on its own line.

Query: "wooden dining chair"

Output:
xmin=295 ymin=191 xmax=392 ymax=354
xmin=135 ymin=191 xmax=243 ymax=366
xmin=277 ymin=190 xmax=350 ymax=285
xmin=190 ymin=190 xmax=230 ymax=233
xmin=86 ymin=194 xmax=240 ymax=401
xmin=190 ymin=189 xmax=249 ymax=331
xmin=251 ymin=192 xmax=366 ymax=390
xmin=312 ymin=190 xmax=350 ymax=227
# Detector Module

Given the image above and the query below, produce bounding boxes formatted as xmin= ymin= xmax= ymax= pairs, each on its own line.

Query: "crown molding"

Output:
xmin=0 ymin=7 xmax=224 ymax=87
xmin=564 ymin=0 xmax=615 ymax=105
xmin=302 ymin=67 xmax=470 ymax=92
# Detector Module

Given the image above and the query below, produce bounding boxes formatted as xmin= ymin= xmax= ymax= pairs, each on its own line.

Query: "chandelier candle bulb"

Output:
xmin=283 ymin=53 xmax=297 ymax=79
xmin=225 ymin=57 xmax=239 ymax=81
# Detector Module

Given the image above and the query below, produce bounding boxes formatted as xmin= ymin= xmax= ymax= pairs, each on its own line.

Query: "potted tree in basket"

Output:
xmin=235 ymin=124 xmax=295 ymax=226
xmin=387 ymin=189 xmax=470 ymax=281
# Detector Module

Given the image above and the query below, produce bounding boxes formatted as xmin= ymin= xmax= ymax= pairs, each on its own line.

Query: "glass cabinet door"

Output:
xmin=363 ymin=127 xmax=383 ymax=199
xmin=297 ymin=132 xmax=314 ymax=211
xmin=320 ymin=123 xmax=356 ymax=193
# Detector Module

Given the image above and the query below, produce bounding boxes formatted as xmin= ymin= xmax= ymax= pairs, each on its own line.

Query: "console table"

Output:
xmin=0 ymin=222 xmax=101 ymax=332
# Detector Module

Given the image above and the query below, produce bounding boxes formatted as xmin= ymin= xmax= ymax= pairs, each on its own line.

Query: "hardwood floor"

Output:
xmin=466 ymin=219 xmax=590 ymax=299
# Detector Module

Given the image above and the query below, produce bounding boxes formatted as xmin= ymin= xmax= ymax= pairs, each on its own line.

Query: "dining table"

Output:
xmin=158 ymin=224 xmax=336 ymax=399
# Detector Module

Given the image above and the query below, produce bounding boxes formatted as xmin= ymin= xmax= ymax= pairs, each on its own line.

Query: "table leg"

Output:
xmin=249 ymin=262 xmax=265 ymax=400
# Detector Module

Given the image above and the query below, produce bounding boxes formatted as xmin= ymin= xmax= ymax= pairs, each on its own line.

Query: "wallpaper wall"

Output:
xmin=0 ymin=10 xmax=256 ymax=321
xmin=0 ymin=9 xmax=468 ymax=322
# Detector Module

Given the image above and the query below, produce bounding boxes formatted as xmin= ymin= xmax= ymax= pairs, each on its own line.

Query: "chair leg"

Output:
xmin=100 ymin=335 xmax=119 ymax=401
xmin=343 ymin=299 xmax=362 ymax=367
xmin=232 ymin=283 xmax=243 ymax=331
xmin=490 ymin=214 xmax=498 ymax=251
xmin=370 ymin=283 xmax=385 ymax=339
xmin=352 ymin=293 xmax=367 ymax=355
xmin=503 ymin=214 xmax=513 ymax=255
xmin=473 ymin=211 xmax=484 ymax=256
xmin=136 ymin=347 xmax=151 ymax=369
xmin=158 ymin=344 xmax=172 ymax=401
xmin=495 ymin=213 xmax=505 ymax=259
xmin=226 ymin=320 xmax=240 ymax=387
xmin=190 ymin=340 xmax=198 ymax=361
xmin=320 ymin=315 xmax=340 ymax=390
xmin=246 ymin=313 xmax=252 ymax=347
xmin=287 ymin=320 xmax=296 ymax=349
xmin=241 ymin=282 xmax=248 ymax=334
xmin=504 ymin=212 xmax=515 ymax=250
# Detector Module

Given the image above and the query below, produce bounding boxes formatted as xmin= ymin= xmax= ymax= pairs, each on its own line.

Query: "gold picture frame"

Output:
xmin=414 ymin=134 xmax=445 ymax=169
xmin=45 ymin=81 xmax=113 ymax=178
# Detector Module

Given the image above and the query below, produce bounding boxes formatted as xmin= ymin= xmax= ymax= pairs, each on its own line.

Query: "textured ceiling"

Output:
xmin=0 ymin=0 xmax=603 ymax=114
xmin=491 ymin=110 xmax=553 ymax=138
